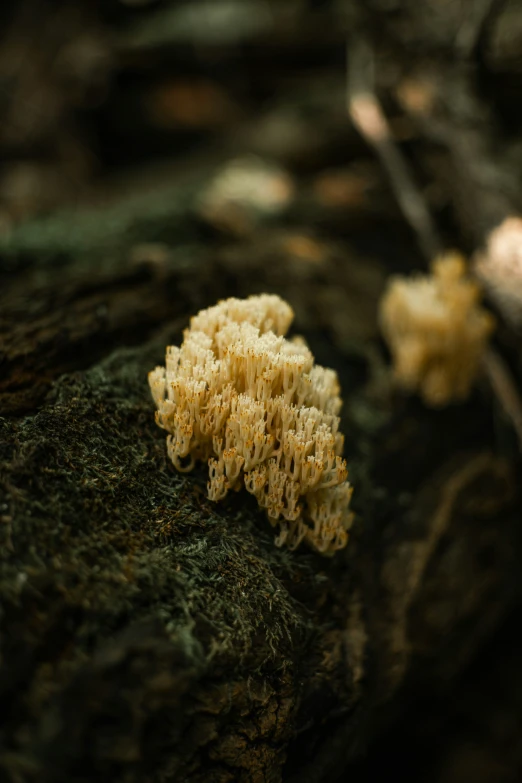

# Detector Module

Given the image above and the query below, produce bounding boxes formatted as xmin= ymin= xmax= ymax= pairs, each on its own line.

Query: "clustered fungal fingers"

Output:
xmin=149 ymin=293 xmax=353 ymax=554
xmin=379 ymin=253 xmax=495 ymax=407
xmin=474 ymin=217 xmax=522 ymax=327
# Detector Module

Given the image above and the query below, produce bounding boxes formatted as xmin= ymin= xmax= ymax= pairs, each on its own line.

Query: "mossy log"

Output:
xmin=1 ymin=198 xmax=521 ymax=783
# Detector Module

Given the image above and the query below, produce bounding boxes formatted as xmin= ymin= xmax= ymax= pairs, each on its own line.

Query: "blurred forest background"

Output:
xmin=2 ymin=1 xmax=522 ymax=782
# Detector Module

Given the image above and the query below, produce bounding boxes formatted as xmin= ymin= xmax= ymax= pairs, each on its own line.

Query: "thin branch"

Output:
xmin=482 ymin=348 xmax=522 ymax=449
xmin=346 ymin=38 xmax=443 ymax=263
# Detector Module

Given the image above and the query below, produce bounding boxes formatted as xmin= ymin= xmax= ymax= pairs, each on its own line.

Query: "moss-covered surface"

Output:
xmin=0 ymin=337 xmax=355 ymax=782
xmin=1 ymin=295 xmax=521 ymax=782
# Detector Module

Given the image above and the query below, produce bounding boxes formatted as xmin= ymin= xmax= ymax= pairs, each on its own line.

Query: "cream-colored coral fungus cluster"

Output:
xmin=474 ymin=216 xmax=522 ymax=327
xmin=149 ymin=294 xmax=353 ymax=554
xmin=380 ymin=253 xmax=494 ymax=406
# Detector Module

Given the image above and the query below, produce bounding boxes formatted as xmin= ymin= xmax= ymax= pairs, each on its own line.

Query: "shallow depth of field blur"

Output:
xmin=2 ymin=2 xmax=522 ymax=782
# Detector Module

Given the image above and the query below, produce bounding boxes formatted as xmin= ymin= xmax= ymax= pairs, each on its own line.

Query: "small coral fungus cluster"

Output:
xmin=149 ymin=294 xmax=352 ymax=554
xmin=380 ymin=253 xmax=495 ymax=406
xmin=474 ymin=216 xmax=522 ymax=327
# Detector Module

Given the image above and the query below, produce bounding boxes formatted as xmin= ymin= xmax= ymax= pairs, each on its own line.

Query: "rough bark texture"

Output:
xmin=1 ymin=2 xmax=522 ymax=782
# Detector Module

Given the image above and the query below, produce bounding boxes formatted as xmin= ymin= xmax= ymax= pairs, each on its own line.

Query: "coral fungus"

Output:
xmin=149 ymin=294 xmax=353 ymax=554
xmin=474 ymin=216 xmax=522 ymax=327
xmin=380 ymin=253 xmax=494 ymax=406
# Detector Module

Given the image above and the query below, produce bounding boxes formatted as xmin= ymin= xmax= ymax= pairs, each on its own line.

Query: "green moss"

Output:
xmin=0 ymin=338 xmax=343 ymax=778
xmin=0 ymin=341 xmax=329 ymax=678
xmin=0 ymin=177 xmax=203 ymax=264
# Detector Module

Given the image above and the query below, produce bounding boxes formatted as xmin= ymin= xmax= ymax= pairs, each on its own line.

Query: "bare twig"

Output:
xmin=346 ymin=38 xmax=443 ymax=263
xmin=455 ymin=0 xmax=506 ymax=58
xmin=482 ymin=348 xmax=522 ymax=449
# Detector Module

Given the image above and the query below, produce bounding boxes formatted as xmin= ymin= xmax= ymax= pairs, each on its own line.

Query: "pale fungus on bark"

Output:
xmin=379 ymin=253 xmax=495 ymax=407
xmin=149 ymin=294 xmax=353 ymax=555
